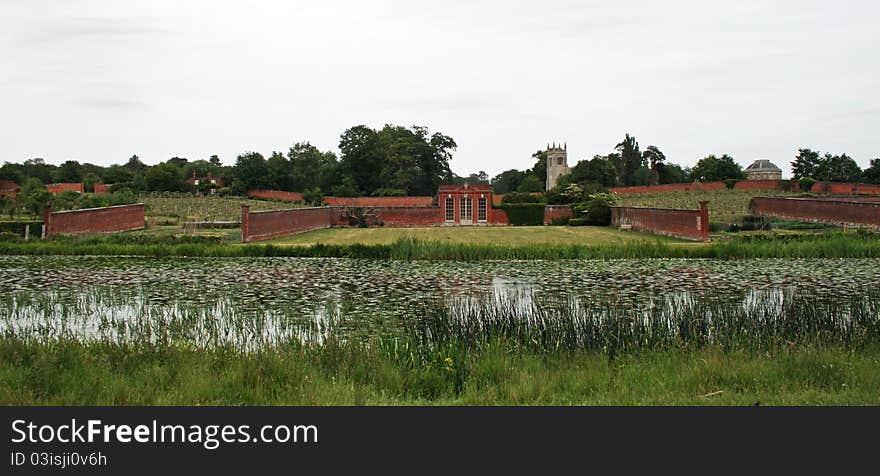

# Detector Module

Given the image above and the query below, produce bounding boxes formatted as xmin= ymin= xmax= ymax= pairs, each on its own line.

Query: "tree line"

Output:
xmin=2 ymin=127 xmax=879 ymax=207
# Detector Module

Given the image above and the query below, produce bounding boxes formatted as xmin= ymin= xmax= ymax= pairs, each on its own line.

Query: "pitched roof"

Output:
xmin=746 ymin=159 xmax=781 ymax=172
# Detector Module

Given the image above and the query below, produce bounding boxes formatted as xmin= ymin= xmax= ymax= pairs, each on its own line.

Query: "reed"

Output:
xmin=2 ymin=231 xmax=880 ymax=259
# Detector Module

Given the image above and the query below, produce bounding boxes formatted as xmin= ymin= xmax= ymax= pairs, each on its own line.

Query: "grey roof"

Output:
xmin=746 ymin=159 xmax=781 ymax=172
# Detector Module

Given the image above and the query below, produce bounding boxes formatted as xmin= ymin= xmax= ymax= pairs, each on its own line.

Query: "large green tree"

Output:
xmin=864 ymin=158 xmax=880 ymax=184
xmin=565 ymin=155 xmax=618 ymax=188
xmin=53 ymin=160 xmax=83 ymax=183
xmin=231 ymin=152 xmax=271 ymax=193
xmin=339 ymin=124 xmax=455 ymax=196
xmin=614 ymin=134 xmax=644 ymax=186
xmin=145 ymin=162 xmax=185 ymax=191
xmin=814 ymin=153 xmax=862 ymax=183
xmin=791 ymin=148 xmax=820 ymax=179
xmin=490 ymin=169 xmax=528 ymax=194
xmin=690 ymin=154 xmax=744 ymax=182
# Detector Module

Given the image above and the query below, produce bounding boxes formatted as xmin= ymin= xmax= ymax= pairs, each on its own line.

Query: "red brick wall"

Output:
xmin=543 ymin=205 xmax=574 ymax=224
xmin=93 ymin=184 xmax=111 ymax=195
xmin=330 ymin=207 xmax=443 ymax=227
xmin=814 ymin=182 xmax=880 ymax=196
xmin=491 ymin=208 xmax=509 ymax=225
xmin=47 ymin=183 xmax=84 ymax=194
xmin=247 ymin=189 xmax=305 ymax=202
xmin=610 ymin=202 xmax=709 ymax=241
xmin=241 ymin=206 xmax=333 ymax=242
xmin=45 ymin=204 xmax=145 ymax=236
xmin=0 ymin=181 xmax=20 ymax=198
xmin=322 ymin=196 xmax=434 ymax=207
xmin=750 ymin=197 xmax=880 ymax=228
xmin=734 ymin=180 xmax=787 ymax=191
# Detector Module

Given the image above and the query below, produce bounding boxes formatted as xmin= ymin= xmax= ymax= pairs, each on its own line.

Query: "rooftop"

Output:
xmin=746 ymin=159 xmax=782 ymax=172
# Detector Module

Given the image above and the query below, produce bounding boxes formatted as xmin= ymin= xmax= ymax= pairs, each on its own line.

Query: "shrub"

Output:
xmin=548 ymin=216 xmax=570 ymax=226
xmin=799 ymin=177 xmax=816 ymax=192
xmin=724 ymin=179 xmax=738 ymax=189
xmin=499 ymin=203 xmax=545 ymax=226
xmin=573 ymin=193 xmax=615 ymax=226
xmin=568 ymin=218 xmax=588 ymax=226
xmin=303 ymin=187 xmax=324 ymax=206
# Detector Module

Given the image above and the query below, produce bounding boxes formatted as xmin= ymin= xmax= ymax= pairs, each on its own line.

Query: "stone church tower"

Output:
xmin=545 ymin=142 xmax=568 ymax=190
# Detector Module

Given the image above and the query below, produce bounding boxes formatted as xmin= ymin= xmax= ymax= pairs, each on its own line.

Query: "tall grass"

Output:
xmin=2 ymin=231 xmax=880 ymax=259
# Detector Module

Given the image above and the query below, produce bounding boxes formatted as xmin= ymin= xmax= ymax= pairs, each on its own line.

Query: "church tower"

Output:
xmin=545 ymin=142 xmax=568 ymax=190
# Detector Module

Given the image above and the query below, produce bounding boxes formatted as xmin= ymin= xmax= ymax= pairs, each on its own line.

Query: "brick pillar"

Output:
xmin=42 ymin=205 xmax=52 ymax=239
xmin=241 ymin=204 xmax=250 ymax=243
xmin=699 ymin=201 xmax=710 ymax=241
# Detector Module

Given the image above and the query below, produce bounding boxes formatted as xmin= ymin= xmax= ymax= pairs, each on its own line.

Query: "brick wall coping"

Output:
xmin=610 ymin=205 xmax=700 ymax=212
xmin=50 ymin=203 xmax=145 ymax=215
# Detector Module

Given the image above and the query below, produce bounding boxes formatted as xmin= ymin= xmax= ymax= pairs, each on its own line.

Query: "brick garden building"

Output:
xmin=437 ymin=184 xmax=500 ymax=225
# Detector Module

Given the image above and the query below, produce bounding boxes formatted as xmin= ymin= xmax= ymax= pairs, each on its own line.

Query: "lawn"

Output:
xmin=260 ymin=226 xmax=689 ymax=246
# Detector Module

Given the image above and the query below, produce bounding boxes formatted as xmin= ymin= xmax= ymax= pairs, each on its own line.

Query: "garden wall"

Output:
xmin=330 ymin=207 xmax=443 ymax=227
xmin=750 ymin=197 xmax=880 ymax=228
xmin=93 ymin=184 xmax=111 ymax=195
xmin=47 ymin=183 xmax=84 ymax=194
xmin=241 ymin=205 xmax=333 ymax=242
xmin=44 ymin=204 xmax=145 ymax=236
xmin=610 ymin=202 xmax=709 ymax=241
xmin=247 ymin=189 xmax=305 ymax=202
xmin=813 ymin=182 xmax=880 ymax=196
xmin=543 ymin=205 xmax=574 ymax=224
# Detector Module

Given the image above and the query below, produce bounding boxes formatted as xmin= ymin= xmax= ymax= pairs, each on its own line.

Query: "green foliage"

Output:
xmin=691 ymin=154 xmax=744 ymax=182
xmin=791 ymin=148 xmax=820 ymax=180
xmin=231 ymin=152 xmax=270 ymax=191
xmin=500 ymin=192 xmax=544 ymax=204
xmin=303 ymin=187 xmax=324 ymax=206
xmin=814 ymin=153 xmax=863 ymax=183
xmin=573 ymin=193 xmax=616 ymax=226
xmin=145 ymin=162 xmax=185 ymax=192
xmin=515 ymin=175 xmax=543 ymax=193
xmin=568 ymin=218 xmax=588 ymax=226
xmin=371 ymin=188 xmax=407 ymax=197
xmin=565 ymin=156 xmax=618 ymax=188
xmin=798 ymin=177 xmax=816 ymax=192
xmin=614 ymin=134 xmax=644 ymax=186
xmin=864 ymin=158 xmax=880 ymax=184
xmin=498 ymin=203 xmax=545 ymax=226
xmin=724 ymin=179 xmax=738 ymax=189
xmin=339 ymin=124 xmax=455 ymax=196
xmin=490 ymin=169 xmax=528 ymax=194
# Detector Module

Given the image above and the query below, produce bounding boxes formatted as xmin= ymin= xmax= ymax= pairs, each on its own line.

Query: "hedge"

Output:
xmin=496 ymin=204 xmax=545 ymax=226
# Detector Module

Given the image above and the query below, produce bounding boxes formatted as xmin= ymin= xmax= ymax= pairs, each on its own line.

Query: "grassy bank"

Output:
xmin=1 ymin=230 xmax=880 ymax=259
xmin=1 ymin=338 xmax=876 ymax=405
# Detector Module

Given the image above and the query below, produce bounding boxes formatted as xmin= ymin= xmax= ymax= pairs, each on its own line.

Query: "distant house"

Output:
xmin=745 ymin=160 xmax=783 ymax=181
xmin=46 ymin=183 xmax=84 ymax=194
xmin=186 ymin=172 xmax=224 ymax=192
xmin=0 ymin=180 xmax=21 ymax=198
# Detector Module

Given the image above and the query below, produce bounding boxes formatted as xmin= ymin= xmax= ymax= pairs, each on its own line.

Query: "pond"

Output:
xmin=1 ymin=256 xmax=878 ymax=350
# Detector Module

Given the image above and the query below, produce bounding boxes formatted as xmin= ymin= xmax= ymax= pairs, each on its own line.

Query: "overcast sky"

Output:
xmin=2 ymin=0 xmax=878 ymax=178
